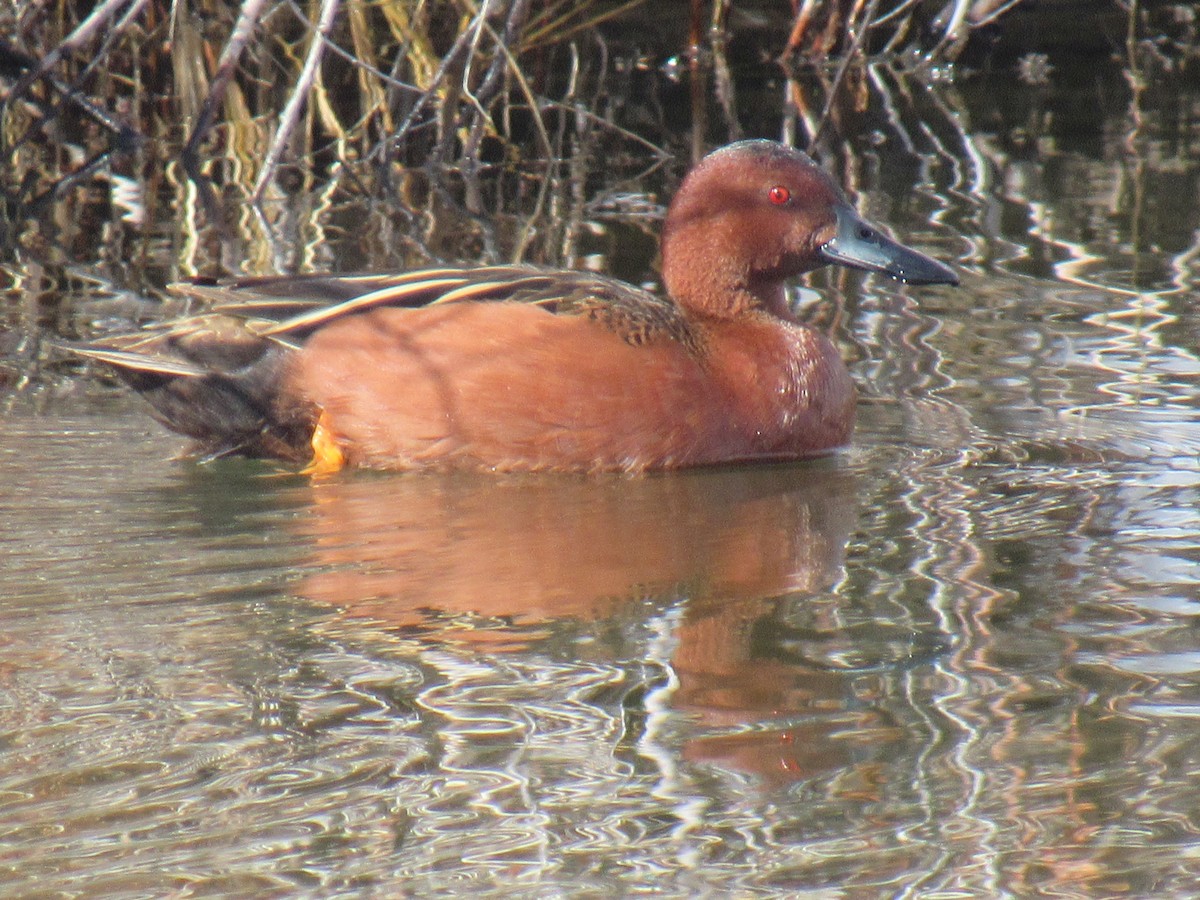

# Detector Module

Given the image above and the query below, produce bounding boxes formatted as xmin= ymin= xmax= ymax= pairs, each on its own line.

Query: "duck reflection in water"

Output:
xmin=292 ymin=465 xmax=903 ymax=784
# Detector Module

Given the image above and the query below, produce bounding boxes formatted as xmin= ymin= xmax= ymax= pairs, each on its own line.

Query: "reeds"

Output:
xmin=1 ymin=0 xmax=1022 ymax=216
xmin=0 ymin=0 xmax=1194 ymax=269
xmin=1 ymin=1 xmax=1197 ymax=414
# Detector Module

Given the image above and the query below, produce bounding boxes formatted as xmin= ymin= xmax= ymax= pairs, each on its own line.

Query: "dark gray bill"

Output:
xmin=819 ymin=204 xmax=958 ymax=286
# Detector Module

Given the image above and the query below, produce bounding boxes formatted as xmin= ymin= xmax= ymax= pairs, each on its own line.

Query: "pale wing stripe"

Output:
xmin=171 ymin=269 xmax=471 ymax=314
xmin=425 ymin=280 xmax=509 ymax=304
xmin=208 ymin=297 xmax=324 ymax=312
xmin=74 ymin=347 xmax=208 ymax=377
xmin=260 ymin=277 xmax=470 ymax=335
xmin=323 ymin=268 xmax=468 ymax=285
xmin=423 ymin=279 xmax=545 ymax=305
xmin=167 ymin=283 xmax=246 ymax=306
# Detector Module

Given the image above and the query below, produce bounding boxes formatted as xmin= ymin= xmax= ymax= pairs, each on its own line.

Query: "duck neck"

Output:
xmin=662 ymin=218 xmax=802 ymax=323
xmin=665 ymin=262 xmax=798 ymax=324
xmin=746 ymin=279 xmax=797 ymax=322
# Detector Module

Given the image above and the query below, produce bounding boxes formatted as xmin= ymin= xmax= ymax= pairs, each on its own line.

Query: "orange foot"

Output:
xmin=301 ymin=413 xmax=346 ymax=476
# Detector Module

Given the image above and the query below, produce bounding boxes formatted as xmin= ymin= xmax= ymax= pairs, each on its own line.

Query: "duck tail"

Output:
xmin=73 ymin=316 xmax=317 ymax=463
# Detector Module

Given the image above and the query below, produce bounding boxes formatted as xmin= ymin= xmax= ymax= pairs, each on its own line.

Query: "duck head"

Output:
xmin=661 ymin=140 xmax=958 ymax=320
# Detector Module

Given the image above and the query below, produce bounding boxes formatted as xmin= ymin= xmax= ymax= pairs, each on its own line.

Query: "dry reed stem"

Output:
xmin=523 ymin=0 xmax=652 ymax=50
xmin=810 ymin=0 xmax=882 ymax=146
xmin=8 ymin=0 xmax=143 ymax=102
xmin=181 ymin=0 xmax=271 ymax=177
xmin=252 ymin=0 xmax=341 ymax=202
xmin=346 ymin=0 xmax=391 ymax=135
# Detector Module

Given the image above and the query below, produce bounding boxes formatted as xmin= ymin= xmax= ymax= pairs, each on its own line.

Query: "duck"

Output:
xmin=80 ymin=139 xmax=957 ymax=473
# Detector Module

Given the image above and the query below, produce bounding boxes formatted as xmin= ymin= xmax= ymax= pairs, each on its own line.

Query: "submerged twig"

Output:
xmin=0 ymin=36 xmax=142 ymax=154
xmin=181 ymin=0 xmax=271 ymax=181
xmin=811 ymin=0 xmax=882 ymax=147
xmin=463 ymin=0 xmax=533 ymax=166
xmin=784 ymin=0 xmax=824 ymax=57
xmin=523 ymin=0 xmax=653 ymax=50
xmin=6 ymin=0 xmax=140 ymax=104
xmin=931 ymin=0 xmax=973 ymax=58
xmin=73 ymin=0 xmax=154 ymax=92
xmin=382 ymin=8 xmax=483 ymax=163
xmin=0 ymin=0 xmax=148 ymax=162
xmin=709 ymin=0 xmax=743 ymax=143
xmin=540 ymin=99 xmax=670 ymax=160
xmin=282 ymin=0 xmax=421 ymax=98
xmin=252 ymin=0 xmax=342 ymax=203
xmin=481 ymin=16 xmax=556 ymax=259
xmin=968 ymin=0 xmax=1026 ymax=29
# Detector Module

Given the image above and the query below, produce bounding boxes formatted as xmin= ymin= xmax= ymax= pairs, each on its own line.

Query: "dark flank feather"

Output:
xmin=76 ymin=315 xmax=315 ymax=461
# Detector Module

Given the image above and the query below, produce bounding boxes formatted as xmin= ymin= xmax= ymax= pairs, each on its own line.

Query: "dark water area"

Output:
xmin=4 ymin=7 xmax=1200 ymax=895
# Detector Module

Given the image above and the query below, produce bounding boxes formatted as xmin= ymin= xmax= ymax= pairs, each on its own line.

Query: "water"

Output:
xmin=4 ymin=37 xmax=1200 ymax=900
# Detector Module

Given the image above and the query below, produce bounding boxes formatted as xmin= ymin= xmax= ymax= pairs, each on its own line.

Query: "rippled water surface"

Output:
xmin=4 ymin=51 xmax=1200 ymax=898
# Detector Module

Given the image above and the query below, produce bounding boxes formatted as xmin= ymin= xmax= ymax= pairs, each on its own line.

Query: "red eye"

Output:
xmin=768 ymin=185 xmax=791 ymax=205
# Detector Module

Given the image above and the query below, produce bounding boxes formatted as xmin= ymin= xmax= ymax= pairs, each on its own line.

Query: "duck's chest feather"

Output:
xmin=696 ymin=315 xmax=856 ymax=462
xmin=284 ymin=302 xmax=855 ymax=471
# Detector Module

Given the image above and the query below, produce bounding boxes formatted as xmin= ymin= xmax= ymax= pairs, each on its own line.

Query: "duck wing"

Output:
xmin=177 ymin=264 xmax=692 ymax=347
xmin=77 ymin=264 xmax=692 ymax=462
